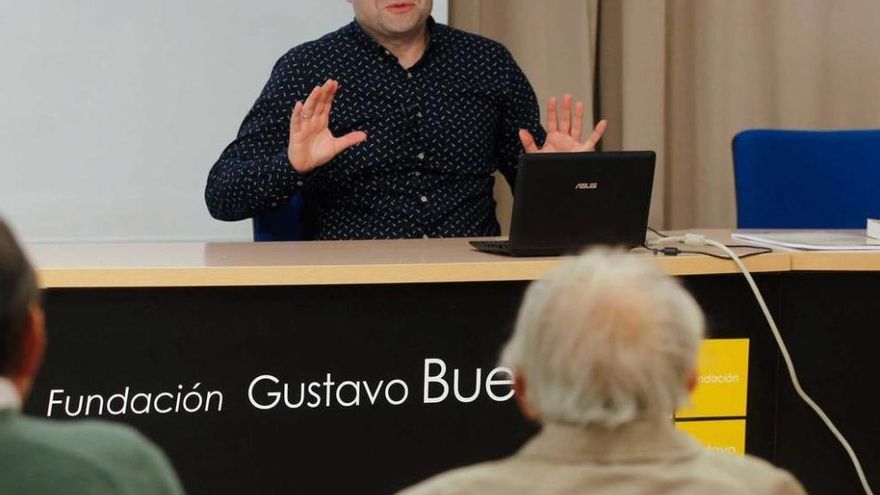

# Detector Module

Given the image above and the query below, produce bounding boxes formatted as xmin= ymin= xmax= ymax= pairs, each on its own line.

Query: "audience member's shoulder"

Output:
xmin=17 ymin=414 xmax=152 ymax=453
xmin=9 ymin=416 xmax=183 ymax=494
xmin=700 ymin=450 xmax=806 ymax=494
xmin=397 ymin=458 xmax=530 ymax=495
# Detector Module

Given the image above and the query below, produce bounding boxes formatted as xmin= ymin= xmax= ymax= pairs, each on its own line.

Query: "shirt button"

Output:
xmin=407 ymin=72 xmax=413 ymax=79
xmin=417 ymin=152 xmax=425 ymax=160
xmin=420 ymin=195 xmax=428 ymax=203
xmin=296 ymin=180 xmax=304 ymax=187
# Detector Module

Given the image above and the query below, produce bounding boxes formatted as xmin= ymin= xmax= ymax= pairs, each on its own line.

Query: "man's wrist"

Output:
xmin=275 ymin=151 xmax=309 ymax=191
xmin=287 ymin=152 xmax=305 ymax=174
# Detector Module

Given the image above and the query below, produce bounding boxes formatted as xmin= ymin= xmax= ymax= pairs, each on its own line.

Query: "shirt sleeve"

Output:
xmin=204 ymin=52 xmax=310 ymax=221
xmin=494 ymin=48 xmax=546 ymax=191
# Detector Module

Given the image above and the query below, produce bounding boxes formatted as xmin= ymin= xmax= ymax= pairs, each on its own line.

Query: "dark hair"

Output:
xmin=0 ymin=217 xmax=39 ymax=373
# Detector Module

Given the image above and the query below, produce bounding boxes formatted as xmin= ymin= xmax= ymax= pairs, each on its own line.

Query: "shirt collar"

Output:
xmin=345 ymin=16 xmax=448 ymax=55
xmin=0 ymin=377 xmax=22 ymax=412
xmin=518 ymin=419 xmax=702 ymax=464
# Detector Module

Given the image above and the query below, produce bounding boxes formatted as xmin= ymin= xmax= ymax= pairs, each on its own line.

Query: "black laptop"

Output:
xmin=470 ymin=151 xmax=656 ymax=256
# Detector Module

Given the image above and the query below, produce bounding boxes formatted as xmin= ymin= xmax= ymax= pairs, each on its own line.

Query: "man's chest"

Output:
xmin=318 ymin=57 xmax=506 ymax=163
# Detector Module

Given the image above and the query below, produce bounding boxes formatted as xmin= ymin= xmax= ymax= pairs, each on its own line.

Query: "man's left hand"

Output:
xmin=520 ymin=94 xmax=607 ymax=153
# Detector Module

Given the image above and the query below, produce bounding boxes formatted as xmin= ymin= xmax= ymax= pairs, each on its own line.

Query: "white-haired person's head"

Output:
xmin=500 ymin=248 xmax=705 ymax=428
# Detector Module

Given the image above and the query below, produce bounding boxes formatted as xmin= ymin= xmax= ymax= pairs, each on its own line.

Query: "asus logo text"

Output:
xmin=575 ymin=182 xmax=599 ymax=190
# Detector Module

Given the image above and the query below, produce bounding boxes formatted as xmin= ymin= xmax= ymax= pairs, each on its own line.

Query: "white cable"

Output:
xmin=647 ymin=234 xmax=874 ymax=495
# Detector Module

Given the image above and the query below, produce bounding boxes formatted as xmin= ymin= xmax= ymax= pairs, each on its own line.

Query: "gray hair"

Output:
xmin=500 ymin=248 xmax=704 ymax=428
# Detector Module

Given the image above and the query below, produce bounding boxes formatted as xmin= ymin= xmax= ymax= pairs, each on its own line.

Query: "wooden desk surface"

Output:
xmin=732 ymin=229 xmax=880 ymax=272
xmin=789 ymin=251 xmax=880 ymax=271
xmin=27 ymin=230 xmax=796 ymax=288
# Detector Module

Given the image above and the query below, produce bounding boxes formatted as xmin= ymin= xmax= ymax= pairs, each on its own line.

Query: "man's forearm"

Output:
xmin=205 ymin=149 xmax=300 ymax=221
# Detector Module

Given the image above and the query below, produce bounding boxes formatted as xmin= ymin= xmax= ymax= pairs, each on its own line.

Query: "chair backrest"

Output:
xmin=732 ymin=129 xmax=880 ymax=229
xmin=252 ymin=193 xmax=307 ymax=242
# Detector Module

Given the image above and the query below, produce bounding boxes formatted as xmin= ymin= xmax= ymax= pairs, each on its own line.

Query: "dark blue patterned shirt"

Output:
xmin=206 ymin=18 xmax=545 ymax=240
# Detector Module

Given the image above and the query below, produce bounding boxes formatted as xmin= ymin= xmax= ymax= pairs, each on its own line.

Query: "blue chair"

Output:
xmin=732 ymin=129 xmax=880 ymax=228
xmin=252 ymin=193 xmax=308 ymax=241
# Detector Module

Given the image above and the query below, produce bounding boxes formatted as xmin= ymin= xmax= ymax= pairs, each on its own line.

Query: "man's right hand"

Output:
xmin=288 ymin=79 xmax=367 ymax=174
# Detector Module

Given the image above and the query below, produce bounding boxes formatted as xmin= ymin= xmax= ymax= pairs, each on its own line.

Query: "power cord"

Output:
xmin=647 ymin=226 xmax=668 ymax=238
xmin=644 ymin=228 xmax=773 ymax=260
xmin=646 ymin=232 xmax=874 ymax=495
xmin=642 ymin=242 xmax=773 ymax=260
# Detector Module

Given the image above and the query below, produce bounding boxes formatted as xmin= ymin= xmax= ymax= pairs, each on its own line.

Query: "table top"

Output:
xmin=24 ymin=229 xmax=819 ymax=288
xmin=787 ymin=250 xmax=880 ymax=271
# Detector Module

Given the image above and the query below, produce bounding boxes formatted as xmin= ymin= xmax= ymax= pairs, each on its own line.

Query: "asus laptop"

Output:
xmin=470 ymin=151 xmax=656 ymax=256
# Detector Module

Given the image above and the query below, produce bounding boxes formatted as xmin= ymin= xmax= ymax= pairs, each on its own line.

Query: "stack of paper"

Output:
xmin=868 ymin=219 xmax=880 ymax=240
xmin=732 ymin=230 xmax=880 ymax=251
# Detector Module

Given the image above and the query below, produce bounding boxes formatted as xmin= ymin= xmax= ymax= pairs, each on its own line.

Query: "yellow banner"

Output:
xmin=676 ymin=419 xmax=746 ymax=456
xmin=677 ymin=338 xmax=749 ymax=419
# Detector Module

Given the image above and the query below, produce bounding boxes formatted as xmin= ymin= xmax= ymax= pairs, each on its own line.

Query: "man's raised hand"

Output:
xmin=519 ymin=94 xmax=607 ymax=153
xmin=288 ymin=79 xmax=367 ymax=173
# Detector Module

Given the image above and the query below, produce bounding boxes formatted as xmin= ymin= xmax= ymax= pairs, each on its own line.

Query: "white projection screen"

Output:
xmin=0 ymin=1 xmax=448 ymax=242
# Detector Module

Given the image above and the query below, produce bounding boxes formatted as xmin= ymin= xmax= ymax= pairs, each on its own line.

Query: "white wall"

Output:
xmin=0 ymin=0 xmax=448 ymax=242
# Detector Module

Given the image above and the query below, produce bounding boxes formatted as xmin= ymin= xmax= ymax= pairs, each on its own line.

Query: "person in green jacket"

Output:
xmin=0 ymin=217 xmax=186 ymax=495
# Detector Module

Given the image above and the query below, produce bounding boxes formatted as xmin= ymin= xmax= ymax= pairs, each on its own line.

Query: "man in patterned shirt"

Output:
xmin=206 ymin=0 xmax=606 ymax=240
